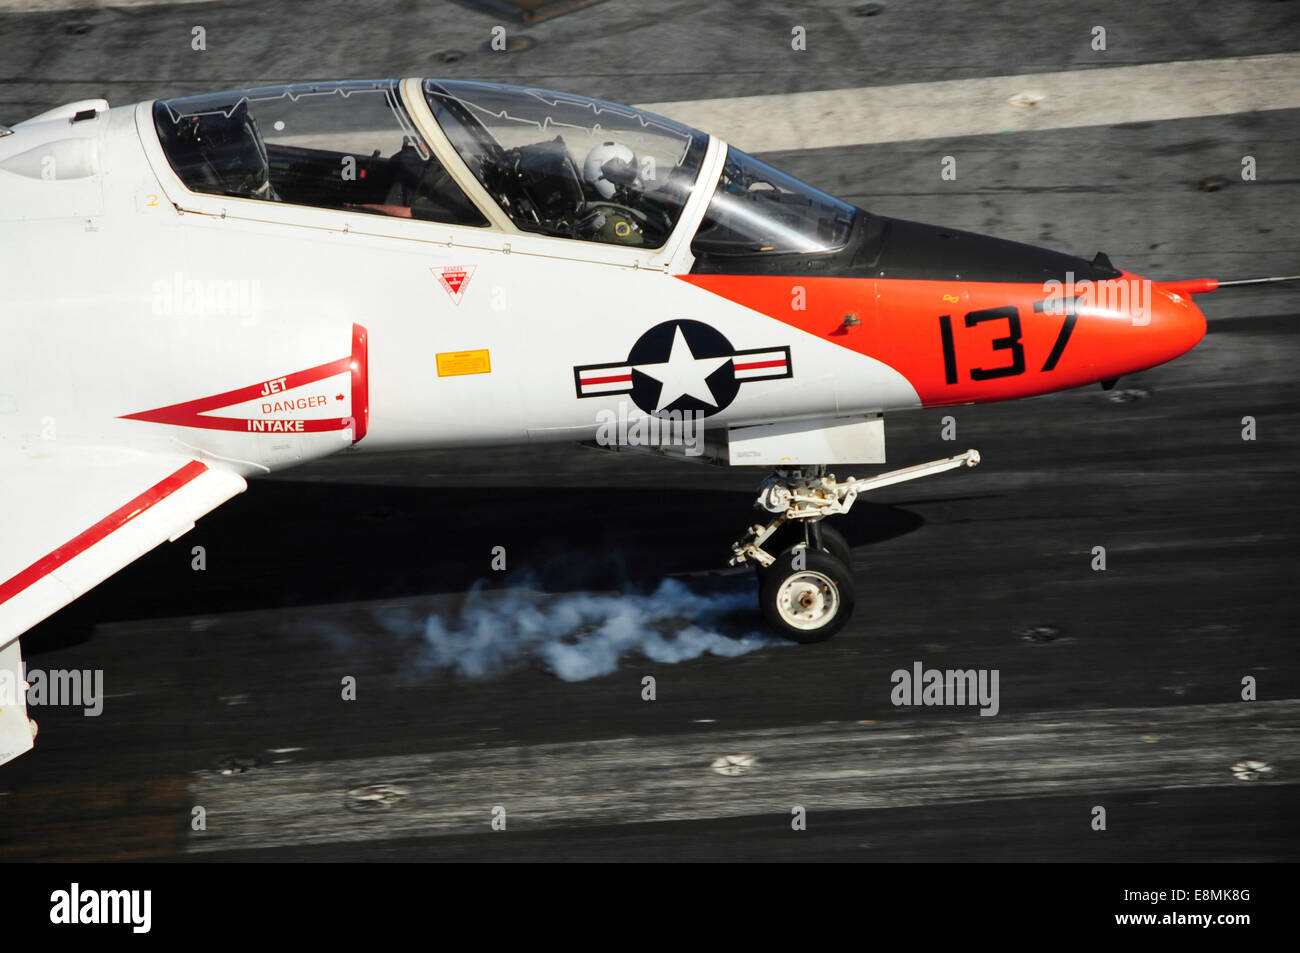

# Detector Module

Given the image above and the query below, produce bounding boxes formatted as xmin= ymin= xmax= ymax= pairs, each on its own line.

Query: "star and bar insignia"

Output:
xmin=574 ymin=319 xmax=792 ymax=417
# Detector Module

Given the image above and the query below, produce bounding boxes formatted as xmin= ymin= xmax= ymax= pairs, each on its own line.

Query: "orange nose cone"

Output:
xmin=1147 ymin=285 xmax=1207 ymax=367
xmin=1080 ymin=276 xmax=1208 ymax=382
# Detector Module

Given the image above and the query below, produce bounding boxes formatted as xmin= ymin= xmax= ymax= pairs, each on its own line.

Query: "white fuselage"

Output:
xmin=1 ymin=99 xmax=920 ymax=482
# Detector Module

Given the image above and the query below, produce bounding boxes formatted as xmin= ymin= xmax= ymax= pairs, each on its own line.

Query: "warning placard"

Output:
xmin=436 ymin=349 xmax=492 ymax=377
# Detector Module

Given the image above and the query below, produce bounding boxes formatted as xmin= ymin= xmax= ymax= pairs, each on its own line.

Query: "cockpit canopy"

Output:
xmin=422 ymin=80 xmax=707 ymax=247
xmin=153 ymin=80 xmax=489 ymax=226
xmin=151 ymin=79 xmax=859 ymax=259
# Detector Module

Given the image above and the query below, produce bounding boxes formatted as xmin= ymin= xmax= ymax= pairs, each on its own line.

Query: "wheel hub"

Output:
xmin=777 ymin=571 xmax=838 ymax=630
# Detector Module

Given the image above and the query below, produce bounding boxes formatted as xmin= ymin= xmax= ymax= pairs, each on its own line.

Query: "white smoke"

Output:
xmin=374 ymin=576 xmax=779 ymax=682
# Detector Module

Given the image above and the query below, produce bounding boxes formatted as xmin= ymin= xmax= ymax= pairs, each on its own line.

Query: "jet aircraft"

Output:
xmin=4 ymin=78 xmax=1277 ymax=764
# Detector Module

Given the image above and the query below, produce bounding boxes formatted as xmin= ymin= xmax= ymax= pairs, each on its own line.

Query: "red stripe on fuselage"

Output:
xmin=350 ymin=323 xmax=369 ymax=444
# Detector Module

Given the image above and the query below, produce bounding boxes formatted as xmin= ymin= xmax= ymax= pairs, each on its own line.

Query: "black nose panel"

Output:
xmin=866 ymin=217 xmax=1122 ymax=283
xmin=690 ymin=209 xmax=1121 ymax=283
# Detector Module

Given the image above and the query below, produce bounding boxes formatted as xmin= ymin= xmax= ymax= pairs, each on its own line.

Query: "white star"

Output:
xmin=635 ymin=325 xmax=729 ymax=412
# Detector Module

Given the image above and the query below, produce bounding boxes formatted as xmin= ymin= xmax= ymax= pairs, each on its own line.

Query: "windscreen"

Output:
xmin=691 ymin=147 xmax=857 ymax=258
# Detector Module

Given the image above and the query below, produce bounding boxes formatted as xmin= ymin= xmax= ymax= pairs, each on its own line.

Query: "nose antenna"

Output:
xmin=1159 ymin=275 xmax=1300 ymax=296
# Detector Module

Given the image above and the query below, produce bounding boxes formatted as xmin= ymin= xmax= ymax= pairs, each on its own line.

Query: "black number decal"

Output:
xmin=964 ymin=306 xmax=1025 ymax=380
xmin=1034 ymin=296 xmax=1080 ymax=372
xmin=938 ymin=314 xmax=959 ymax=384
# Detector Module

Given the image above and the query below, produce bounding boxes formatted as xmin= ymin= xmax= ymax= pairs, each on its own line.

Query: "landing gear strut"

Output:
xmin=730 ymin=450 xmax=981 ymax=642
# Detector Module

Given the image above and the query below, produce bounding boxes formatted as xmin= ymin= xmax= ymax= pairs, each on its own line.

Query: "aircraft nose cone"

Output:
xmin=1148 ymin=285 xmax=1207 ymax=364
xmin=1076 ymin=275 xmax=1207 ymax=383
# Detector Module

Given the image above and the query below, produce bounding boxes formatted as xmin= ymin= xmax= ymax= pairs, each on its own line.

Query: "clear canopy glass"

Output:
xmin=691 ymin=148 xmax=857 ymax=259
xmin=152 ymin=80 xmax=857 ymax=261
xmin=423 ymin=80 xmax=708 ymax=248
xmin=153 ymin=81 xmax=487 ymax=226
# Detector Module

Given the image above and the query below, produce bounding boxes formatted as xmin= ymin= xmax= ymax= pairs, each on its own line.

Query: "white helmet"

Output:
xmin=583 ymin=141 xmax=639 ymax=199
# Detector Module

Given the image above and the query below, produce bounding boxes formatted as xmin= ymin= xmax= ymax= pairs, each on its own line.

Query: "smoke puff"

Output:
xmin=376 ymin=576 xmax=777 ymax=682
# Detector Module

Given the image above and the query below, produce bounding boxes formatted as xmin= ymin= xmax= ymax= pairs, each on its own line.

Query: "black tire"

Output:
xmin=759 ymin=521 xmax=853 ymax=574
xmin=814 ymin=523 xmax=853 ymax=570
xmin=759 ymin=548 xmax=855 ymax=643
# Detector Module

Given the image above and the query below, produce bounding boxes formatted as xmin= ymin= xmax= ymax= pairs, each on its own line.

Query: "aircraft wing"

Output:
xmin=0 ymin=446 xmax=246 ymax=765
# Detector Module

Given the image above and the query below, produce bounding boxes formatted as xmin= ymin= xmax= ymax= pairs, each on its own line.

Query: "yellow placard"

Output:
xmin=436 ymin=349 xmax=492 ymax=378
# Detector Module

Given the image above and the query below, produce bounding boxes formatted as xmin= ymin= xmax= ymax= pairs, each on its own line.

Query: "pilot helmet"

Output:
xmin=583 ymin=141 xmax=640 ymax=200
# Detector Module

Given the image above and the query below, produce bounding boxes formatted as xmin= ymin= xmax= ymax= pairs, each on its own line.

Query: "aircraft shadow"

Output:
xmin=22 ymin=481 xmax=926 ymax=654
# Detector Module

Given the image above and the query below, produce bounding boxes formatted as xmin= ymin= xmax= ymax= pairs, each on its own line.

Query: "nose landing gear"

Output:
xmin=730 ymin=450 xmax=981 ymax=642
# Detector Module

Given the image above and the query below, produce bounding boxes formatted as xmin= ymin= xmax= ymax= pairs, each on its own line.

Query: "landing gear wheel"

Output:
xmin=760 ymin=548 xmax=855 ymax=643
